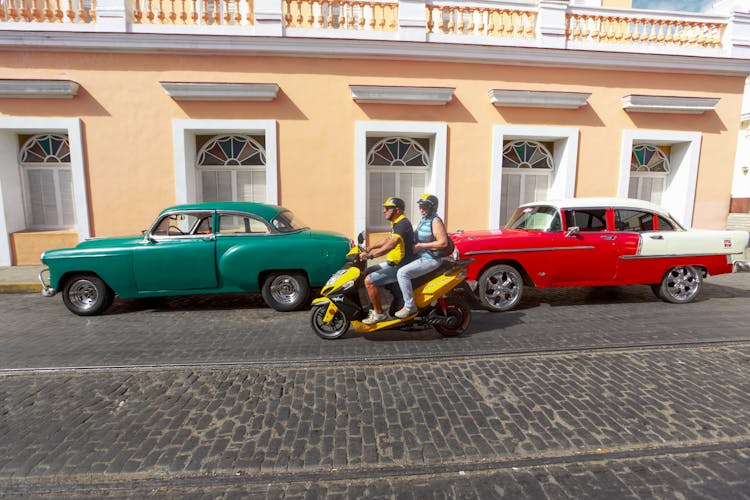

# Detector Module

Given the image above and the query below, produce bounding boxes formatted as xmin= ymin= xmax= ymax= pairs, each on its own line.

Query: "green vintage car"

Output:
xmin=39 ymin=202 xmax=352 ymax=315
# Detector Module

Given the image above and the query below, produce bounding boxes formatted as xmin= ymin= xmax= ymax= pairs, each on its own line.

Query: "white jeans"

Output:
xmin=396 ymin=255 xmax=441 ymax=310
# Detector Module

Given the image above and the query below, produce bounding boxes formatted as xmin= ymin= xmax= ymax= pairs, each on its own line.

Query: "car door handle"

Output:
xmin=601 ymin=235 xmax=616 ymax=240
xmin=202 ymin=235 xmax=216 ymax=242
xmin=649 ymin=235 xmax=664 ymax=240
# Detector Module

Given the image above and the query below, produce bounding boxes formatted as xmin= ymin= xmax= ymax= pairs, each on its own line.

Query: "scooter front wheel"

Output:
xmin=433 ymin=298 xmax=472 ymax=337
xmin=310 ymin=304 xmax=351 ymax=340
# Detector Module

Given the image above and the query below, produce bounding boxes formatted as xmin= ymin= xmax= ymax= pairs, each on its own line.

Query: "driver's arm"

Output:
xmin=366 ymin=234 xmax=399 ymax=259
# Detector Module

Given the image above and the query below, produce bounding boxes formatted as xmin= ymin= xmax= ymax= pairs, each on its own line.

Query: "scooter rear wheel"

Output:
xmin=310 ymin=304 xmax=351 ymax=340
xmin=433 ymin=298 xmax=471 ymax=337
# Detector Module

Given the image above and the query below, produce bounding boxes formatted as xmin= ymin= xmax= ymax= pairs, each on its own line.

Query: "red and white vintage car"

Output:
xmin=452 ymin=198 xmax=750 ymax=311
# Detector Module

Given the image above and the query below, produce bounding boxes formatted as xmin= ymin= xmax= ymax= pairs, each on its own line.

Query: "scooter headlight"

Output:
xmin=337 ymin=279 xmax=355 ymax=293
xmin=325 ymin=269 xmax=348 ymax=287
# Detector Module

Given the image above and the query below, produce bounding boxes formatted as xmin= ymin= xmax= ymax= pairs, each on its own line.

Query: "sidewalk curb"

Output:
xmin=0 ymin=283 xmax=41 ymax=293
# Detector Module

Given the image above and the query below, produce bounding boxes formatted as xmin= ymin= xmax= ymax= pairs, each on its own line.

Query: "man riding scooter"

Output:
xmin=360 ymin=196 xmax=414 ymax=324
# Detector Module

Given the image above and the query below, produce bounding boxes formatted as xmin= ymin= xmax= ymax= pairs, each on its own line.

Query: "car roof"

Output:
xmin=521 ymin=197 xmax=670 ymax=216
xmin=159 ymin=202 xmax=285 ymax=220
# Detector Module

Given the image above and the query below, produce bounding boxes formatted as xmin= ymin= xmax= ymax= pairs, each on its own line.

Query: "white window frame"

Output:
xmin=619 ymin=130 xmax=701 ymax=228
xmin=490 ymin=125 xmax=579 ymax=230
xmin=172 ymin=119 xmax=278 ymax=204
xmin=0 ymin=118 xmax=89 ymax=266
xmin=355 ymin=121 xmax=447 ymax=236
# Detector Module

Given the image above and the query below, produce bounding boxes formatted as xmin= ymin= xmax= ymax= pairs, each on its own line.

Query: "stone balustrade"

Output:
xmin=1 ymin=0 xmax=749 ymax=59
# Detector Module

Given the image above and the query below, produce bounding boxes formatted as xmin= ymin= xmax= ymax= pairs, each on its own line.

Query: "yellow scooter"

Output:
xmin=310 ymin=233 xmax=473 ymax=340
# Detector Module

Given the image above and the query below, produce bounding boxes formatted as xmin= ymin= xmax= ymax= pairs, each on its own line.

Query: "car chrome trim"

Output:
xmin=621 ymin=252 xmax=738 ymax=260
xmin=463 ymin=246 xmax=595 ymax=256
xmin=734 ymin=261 xmax=750 ymax=272
xmin=38 ymin=268 xmax=56 ymax=297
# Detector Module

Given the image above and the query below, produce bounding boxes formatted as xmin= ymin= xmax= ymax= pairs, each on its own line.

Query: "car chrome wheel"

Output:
xmin=478 ymin=264 xmax=524 ymax=312
xmin=262 ymin=272 xmax=311 ymax=312
xmin=62 ymin=274 xmax=114 ymax=316
xmin=658 ymin=266 xmax=702 ymax=304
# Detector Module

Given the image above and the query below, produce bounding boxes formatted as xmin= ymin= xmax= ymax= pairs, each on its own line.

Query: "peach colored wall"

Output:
xmin=10 ymin=230 xmax=78 ymax=265
xmin=0 ymin=51 xmax=744 ymax=245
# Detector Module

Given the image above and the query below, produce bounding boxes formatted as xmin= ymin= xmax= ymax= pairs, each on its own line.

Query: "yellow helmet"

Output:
xmin=383 ymin=197 xmax=405 ymax=210
xmin=417 ymin=193 xmax=439 ymax=210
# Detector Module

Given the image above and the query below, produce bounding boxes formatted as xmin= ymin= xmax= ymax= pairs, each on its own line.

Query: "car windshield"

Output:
xmin=506 ymin=205 xmax=561 ymax=232
xmin=271 ymin=210 xmax=308 ymax=233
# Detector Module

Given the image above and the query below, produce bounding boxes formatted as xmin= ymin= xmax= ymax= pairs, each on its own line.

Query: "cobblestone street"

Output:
xmin=1 ymin=274 xmax=749 ymax=497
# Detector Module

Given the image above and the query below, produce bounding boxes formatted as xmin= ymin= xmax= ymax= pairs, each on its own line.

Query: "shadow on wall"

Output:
xmin=355 ymin=96 xmax=477 ymax=123
xmin=0 ymin=85 xmax=110 ymax=118
xmin=171 ymin=88 xmax=308 ymax=121
xmin=494 ymin=104 xmax=605 ymax=128
xmin=626 ymin=109 xmax=726 ymax=135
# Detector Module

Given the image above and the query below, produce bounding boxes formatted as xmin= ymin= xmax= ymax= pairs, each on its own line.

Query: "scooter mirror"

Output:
xmin=357 ymin=231 xmax=365 ymax=245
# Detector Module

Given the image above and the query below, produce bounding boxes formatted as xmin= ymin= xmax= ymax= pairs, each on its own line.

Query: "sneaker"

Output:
xmin=395 ymin=306 xmax=418 ymax=319
xmin=362 ymin=310 xmax=387 ymax=325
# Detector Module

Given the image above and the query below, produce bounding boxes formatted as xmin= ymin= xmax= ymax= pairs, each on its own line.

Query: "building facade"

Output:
xmin=1 ymin=0 xmax=750 ymax=265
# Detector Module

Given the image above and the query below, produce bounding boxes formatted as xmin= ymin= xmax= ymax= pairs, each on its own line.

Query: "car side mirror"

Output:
xmin=142 ymin=230 xmax=155 ymax=243
xmin=565 ymin=226 xmax=580 ymax=237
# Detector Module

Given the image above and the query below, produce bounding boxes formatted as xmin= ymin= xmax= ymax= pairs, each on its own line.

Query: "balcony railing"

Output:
xmin=132 ymin=0 xmax=254 ymax=25
xmin=282 ymin=0 xmax=397 ymax=31
xmin=567 ymin=11 xmax=724 ymax=49
xmin=426 ymin=4 xmax=536 ymax=39
xmin=1 ymin=0 xmax=748 ymax=59
xmin=0 ymin=0 xmax=95 ymax=23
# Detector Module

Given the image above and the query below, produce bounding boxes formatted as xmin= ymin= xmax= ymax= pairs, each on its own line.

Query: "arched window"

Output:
xmin=501 ymin=140 xmax=554 ymax=226
xmin=20 ymin=134 xmax=75 ymax=229
xmin=367 ymin=137 xmax=430 ymax=230
xmin=196 ymin=135 xmax=266 ymax=202
xmin=629 ymin=144 xmax=670 ymax=204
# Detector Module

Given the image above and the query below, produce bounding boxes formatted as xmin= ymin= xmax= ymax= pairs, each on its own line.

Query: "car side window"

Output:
xmin=218 ymin=213 xmax=269 ymax=234
xmin=614 ymin=210 xmax=654 ymax=232
xmin=152 ymin=213 xmax=208 ymax=237
xmin=564 ymin=209 xmax=607 ymax=232
xmin=656 ymin=215 xmax=677 ymax=231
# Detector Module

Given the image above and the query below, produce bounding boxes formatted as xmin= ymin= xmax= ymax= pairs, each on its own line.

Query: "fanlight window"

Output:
xmin=629 ymin=144 xmax=670 ymax=205
xmin=367 ymin=137 xmax=430 ymax=230
xmin=20 ymin=134 xmax=75 ymax=229
xmin=500 ymin=140 xmax=554 ymax=227
xmin=197 ymin=135 xmax=266 ymax=202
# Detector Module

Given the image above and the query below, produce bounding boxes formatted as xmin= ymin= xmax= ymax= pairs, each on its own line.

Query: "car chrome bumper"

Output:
xmin=734 ymin=260 xmax=750 ymax=272
xmin=38 ymin=268 xmax=56 ymax=297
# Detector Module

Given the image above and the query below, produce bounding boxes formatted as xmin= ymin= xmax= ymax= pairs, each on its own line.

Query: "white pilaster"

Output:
xmin=398 ymin=0 xmax=427 ymax=42
xmin=537 ymin=0 xmax=570 ymax=49
xmin=253 ymin=0 xmax=284 ymax=36
xmin=94 ymin=0 xmax=127 ymax=32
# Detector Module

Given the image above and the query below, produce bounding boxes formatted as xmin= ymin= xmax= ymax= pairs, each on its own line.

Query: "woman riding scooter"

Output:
xmin=394 ymin=194 xmax=450 ymax=319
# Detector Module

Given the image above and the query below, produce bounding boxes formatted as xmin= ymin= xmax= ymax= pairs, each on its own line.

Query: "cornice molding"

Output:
xmin=2 ymin=32 xmax=750 ymax=76
xmin=160 ymin=82 xmax=279 ymax=101
xmin=622 ymin=95 xmax=720 ymax=114
xmin=0 ymin=79 xmax=79 ymax=98
xmin=489 ymin=89 xmax=591 ymax=109
xmin=350 ymin=85 xmax=454 ymax=105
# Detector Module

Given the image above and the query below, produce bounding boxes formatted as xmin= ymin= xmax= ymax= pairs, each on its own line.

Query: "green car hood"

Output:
xmin=42 ymin=236 xmax=144 ymax=260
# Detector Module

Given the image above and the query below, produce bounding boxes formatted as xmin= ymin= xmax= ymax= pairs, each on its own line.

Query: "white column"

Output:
xmin=94 ymin=0 xmax=127 ymax=31
xmin=536 ymin=0 xmax=569 ymax=49
xmin=398 ymin=0 xmax=427 ymax=42
xmin=254 ymin=0 xmax=284 ymax=36
xmin=728 ymin=10 xmax=750 ymax=59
